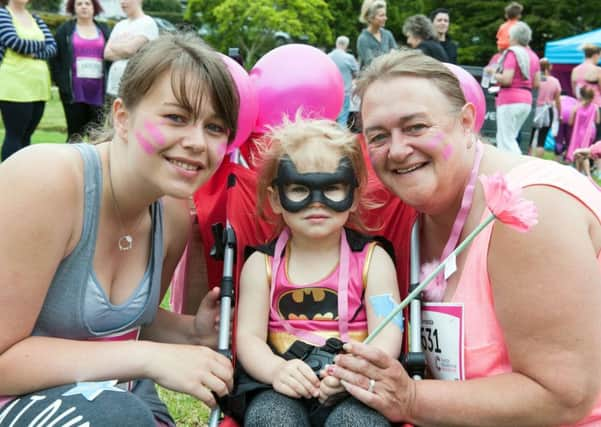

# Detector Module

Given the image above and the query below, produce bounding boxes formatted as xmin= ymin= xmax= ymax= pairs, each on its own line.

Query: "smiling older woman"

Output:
xmin=329 ymin=49 xmax=601 ymax=426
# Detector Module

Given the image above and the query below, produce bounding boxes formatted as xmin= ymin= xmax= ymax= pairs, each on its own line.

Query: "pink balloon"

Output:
xmin=560 ymin=95 xmax=578 ymax=124
xmin=219 ymin=54 xmax=259 ymax=153
xmin=250 ymin=44 xmax=344 ymax=133
xmin=444 ymin=63 xmax=486 ymax=132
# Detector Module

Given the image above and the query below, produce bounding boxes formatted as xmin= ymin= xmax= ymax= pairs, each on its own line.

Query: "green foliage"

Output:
xmin=186 ymin=0 xmax=333 ymax=66
xmin=421 ymin=0 xmax=601 ymax=65
xmin=323 ymin=0 xmax=423 ymax=55
xmin=34 ymin=12 xmax=117 ymax=34
xmin=145 ymin=0 xmax=183 ymax=14
xmin=149 ymin=11 xmax=186 ymax=24
xmin=34 ymin=12 xmax=70 ymax=33
xmin=29 ymin=0 xmax=61 ymax=13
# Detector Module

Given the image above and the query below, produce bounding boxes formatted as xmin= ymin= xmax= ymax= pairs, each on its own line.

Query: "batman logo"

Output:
xmin=278 ymin=287 xmax=338 ymax=321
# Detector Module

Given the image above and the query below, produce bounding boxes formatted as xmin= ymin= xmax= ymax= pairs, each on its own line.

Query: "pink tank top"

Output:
xmin=567 ymin=102 xmax=598 ymax=162
xmin=267 ymin=230 xmax=375 ymax=354
xmin=453 ymin=159 xmax=601 ymax=425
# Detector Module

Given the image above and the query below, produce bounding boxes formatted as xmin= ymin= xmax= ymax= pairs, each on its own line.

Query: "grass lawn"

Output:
xmin=0 ymin=87 xmax=67 ymax=153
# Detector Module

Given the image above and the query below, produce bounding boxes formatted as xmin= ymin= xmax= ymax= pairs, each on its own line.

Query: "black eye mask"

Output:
xmin=272 ymin=156 xmax=358 ymax=213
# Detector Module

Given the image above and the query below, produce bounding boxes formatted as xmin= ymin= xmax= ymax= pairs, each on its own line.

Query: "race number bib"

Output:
xmin=421 ymin=303 xmax=465 ymax=381
xmin=76 ymin=57 xmax=103 ymax=79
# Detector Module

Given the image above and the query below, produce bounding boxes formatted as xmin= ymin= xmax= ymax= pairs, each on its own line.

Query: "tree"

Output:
xmin=425 ymin=0 xmax=601 ymax=65
xmin=186 ymin=0 xmax=334 ymax=67
xmin=29 ymin=0 xmax=61 ymax=13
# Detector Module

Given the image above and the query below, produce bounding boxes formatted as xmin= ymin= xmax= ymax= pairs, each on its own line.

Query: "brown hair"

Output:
xmin=580 ymin=86 xmax=595 ymax=103
xmin=540 ymin=57 xmax=551 ymax=74
xmin=65 ymin=0 xmax=103 ymax=16
xmin=255 ymin=115 xmax=371 ymax=235
xmin=93 ymin=33 xmax=238 ymax=144
xmin=0 ymin=0 xmax=9 ymax=6
xmin=505 ymin=2 xmax=523 ymax=19
xmin=582 ymin=44 xmax=601 ymax=59
xmin=355 ymin=48 xmax=466 ymax=113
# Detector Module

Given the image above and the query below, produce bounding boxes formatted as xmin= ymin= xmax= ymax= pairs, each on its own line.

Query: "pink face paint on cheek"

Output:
xmin=135 ymin=130 xmax=156 ymax=154
xmin=441 ymin=143 xmax=453 ymax=160
xmin=144 ymin=120 xmax=166 ymax=146
xmin=368 ymin=147 xmax=386 ymax=168
xmin=426 ymin=131 xmax=453 ymax=160
xmin=213 ymin=142 xmax=227 ymax=168
xmin=216 ymin=142 xmax=227 ymax=159
xmin=426 ymin=132 xmax=445 ymax=149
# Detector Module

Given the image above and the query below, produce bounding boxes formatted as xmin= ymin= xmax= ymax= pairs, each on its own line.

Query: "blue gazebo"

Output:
xmin=544 ymin=28 xmax=601 ymax=64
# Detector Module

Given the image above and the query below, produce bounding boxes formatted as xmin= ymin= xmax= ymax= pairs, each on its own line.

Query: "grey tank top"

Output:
xmin=33 ymin=143 xmax=164 ymax=338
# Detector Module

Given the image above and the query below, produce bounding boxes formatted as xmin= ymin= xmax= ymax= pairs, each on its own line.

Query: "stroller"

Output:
xmin=173 ymin=138 xmax=417 ymax=426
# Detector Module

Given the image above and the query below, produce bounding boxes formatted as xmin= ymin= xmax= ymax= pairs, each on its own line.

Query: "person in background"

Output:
xmin=429 ymin=7 xmax=457 ymax=64
xmin=328 ymin=36 xmax=359 ymax=128
xmin=0 ymin=33 xmax=238 ymax=426
xmin=51 ymin=0 xmax=110 ymax=142
xmin=330 ymin=48 xmax=601 ymax=427
xmin=356 ymin=0 xmax=397 ymax=70
xmin=496 ymin=1 xmax=523 ymax=52
xmin=0 ymin=0 xmax=56 ymax=160
xmin=486 ymin=21 xmax=540 ymax=154
xmin=574 ymin=140 xmax=601 ymax=178
xmin=571 ymin=44 xmax=601 ymax=141
xmin=402 ymin=14 xmax=449 ymax=63
xmin=530 ymin=57 xmax=561 ymax=157
xmin=566 ymin=86 xmax=600 ymax=164
xmin=104 ymin=0 xmax=158 ymax=102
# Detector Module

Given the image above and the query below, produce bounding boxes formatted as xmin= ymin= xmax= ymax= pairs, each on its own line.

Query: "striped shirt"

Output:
xmin=0 ymin=7 xmax=57 ymax=64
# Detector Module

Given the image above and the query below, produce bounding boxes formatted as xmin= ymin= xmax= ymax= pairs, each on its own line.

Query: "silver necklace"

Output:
xmin=107 ymin=145 xmax=145 ymax=251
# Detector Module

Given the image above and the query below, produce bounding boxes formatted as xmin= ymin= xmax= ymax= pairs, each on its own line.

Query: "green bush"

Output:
xmin=34 ymin=12 xmax=117 ymax=34
xmin=29 ymin=0 xmax=61 ymax=13
xmin=34 ymin=12 xmax=69 ymax=33
xmin=144 ymin=0 xmax=182 ymax=13
xmin=148 ymin=11 xmax=186 ymax=24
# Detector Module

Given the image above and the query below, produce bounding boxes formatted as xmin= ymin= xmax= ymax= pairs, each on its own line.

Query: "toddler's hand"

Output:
xmin=319 ymin=368 xmax=346 ymax=405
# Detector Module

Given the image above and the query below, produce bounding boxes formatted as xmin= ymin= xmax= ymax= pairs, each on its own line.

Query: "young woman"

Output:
xmin=235 ymin=117 xmax=402 ymax=426
xmin=0 ymin=33 xmax=239 ymax=426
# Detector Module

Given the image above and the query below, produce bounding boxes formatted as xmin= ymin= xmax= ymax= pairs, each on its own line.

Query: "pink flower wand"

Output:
xmin=364 ymin=173 xmax=538 ymax=344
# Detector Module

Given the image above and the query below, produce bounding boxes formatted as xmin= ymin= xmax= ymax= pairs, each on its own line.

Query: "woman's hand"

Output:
xmin=272 ymin=359 xmax=320 ymax=399
xmin=148 ymin=343 xmax=233 ymax=408
xmin=330 ymin=342 xmax=415 ymax=422
xmin=194 ymin=287 xmax=221 ymax=348
xmin=318 ymin=370 xmax=346 ymax=405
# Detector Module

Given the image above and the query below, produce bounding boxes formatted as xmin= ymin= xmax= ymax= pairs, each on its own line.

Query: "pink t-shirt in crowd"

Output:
xmin=496 ymin=48 xmax=540 ymax=107
xmin=536 ymin=75 xmax=561 ymax=106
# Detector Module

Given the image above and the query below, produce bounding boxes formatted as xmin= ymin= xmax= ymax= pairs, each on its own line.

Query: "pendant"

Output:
xmin=118 ymin=235 xmax=134 ymax=251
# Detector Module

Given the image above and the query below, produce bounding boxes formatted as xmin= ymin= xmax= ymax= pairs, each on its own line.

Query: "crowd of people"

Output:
xmin=1 ymin=0 xmax=601 ymax=426
xmin=0 ymin=0 xmax=157 ymax=157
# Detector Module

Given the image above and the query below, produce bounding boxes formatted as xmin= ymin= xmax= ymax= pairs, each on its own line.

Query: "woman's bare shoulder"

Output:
xmin=0 ymin=144 xmax=86 ymax=220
